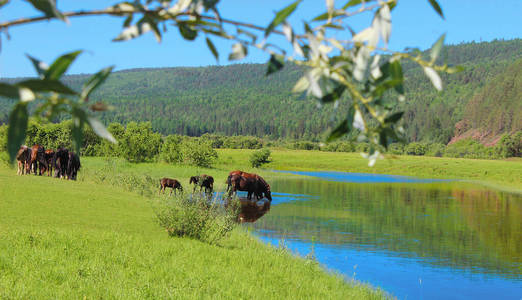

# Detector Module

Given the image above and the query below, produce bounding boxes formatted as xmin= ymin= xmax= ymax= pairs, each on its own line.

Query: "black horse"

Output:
xmin=189 ymin=174 xmax=214 ymax=195
xmin=66 ymin=151 xmax=81 ymax=180
xmin=52 ymin=147 xmax=69 ymax=178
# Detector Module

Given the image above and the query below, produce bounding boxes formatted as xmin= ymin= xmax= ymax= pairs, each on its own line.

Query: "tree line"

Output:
xmin=1 ymin=120 xmax=519 ymax=167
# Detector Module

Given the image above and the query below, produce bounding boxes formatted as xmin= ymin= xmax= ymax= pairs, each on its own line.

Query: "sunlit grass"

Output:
xmin=0 ymin=162 xmax=388 ymax=299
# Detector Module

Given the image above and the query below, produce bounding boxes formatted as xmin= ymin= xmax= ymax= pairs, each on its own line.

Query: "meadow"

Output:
xmin=0 ymin=153 xmax=388 ymax=299
xmin=1 ymin=149 xmax=520 ymax=298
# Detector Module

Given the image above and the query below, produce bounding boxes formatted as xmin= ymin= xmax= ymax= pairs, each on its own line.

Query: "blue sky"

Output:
xmin=0 ymin=0 xmax=520 ymax=78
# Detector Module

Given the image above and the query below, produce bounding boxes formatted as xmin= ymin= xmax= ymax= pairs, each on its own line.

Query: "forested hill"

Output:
xmin=1 ymin=39 xmax=520 ymax=143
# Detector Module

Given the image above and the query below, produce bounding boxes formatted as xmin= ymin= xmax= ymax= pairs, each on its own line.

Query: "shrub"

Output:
xmin=292 ymin=141 xmax=319 ymax=150
xmin=179 ymin=139 xmax=218 ymax=167
xmin=425 ymin=143 xmax=446 ymax=157
xmin=119 ymin=122 xmax=162 ymax=162
xmin=405 ymin=142 xmax=428 ymax=156
xmin=250 ymin=148 xmax=271 ymax=168
xmin=388 ymin=143 xmax=404 ymax=155
xmin=496 ymin=131 xmax=522 ymax=158
xmin=160 ymin=135 xmax=183 ymax=163
xmin=153 ymin=193 xmax=239 ymax=244
xmin=444 ymin=139 xmax=490 ymax=159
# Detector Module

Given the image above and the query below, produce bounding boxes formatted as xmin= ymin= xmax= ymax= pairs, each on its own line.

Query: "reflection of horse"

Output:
xmin=189 ymin=175 xmax=214 ymax=195
xmin=159 ymin=178 xmax=183 ymax=195
xmin=16 ymin=146 xmax=32 ymax=175
xmin=30 ymin=144 xmax=47 ymax=175
xmin=226 ymin=170 xmax=272 ymax=201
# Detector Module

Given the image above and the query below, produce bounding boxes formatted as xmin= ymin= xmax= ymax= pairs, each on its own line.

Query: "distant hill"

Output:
xmin=1 ymin=39 xmax=521 ymax=144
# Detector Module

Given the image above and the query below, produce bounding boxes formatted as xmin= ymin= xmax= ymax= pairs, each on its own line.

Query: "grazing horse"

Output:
xmin=16 ymin=146 xmax=31 ymax=175
xmin=66 ymin=151 xmax=81 ymax=180
xmin=52 ymin=147 xmax=69 ymax=178
xmin=189 ymin=175 xmax=214 ymax=195
xmin=44 ymin=149 xmax=55 ymax=176
xmin=226 ymin=170 xmax=272 ymax=201
xmin=30 ymin=144 xmax=48 ymax=176
xmin=159 ymin=178 xmax=183 ymax=195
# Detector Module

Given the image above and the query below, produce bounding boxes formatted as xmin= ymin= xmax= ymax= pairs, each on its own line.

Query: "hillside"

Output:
xmin=1 ymin=39 xmax=521 ymax=143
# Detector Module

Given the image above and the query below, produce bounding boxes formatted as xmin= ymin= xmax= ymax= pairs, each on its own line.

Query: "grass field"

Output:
xmin=216 ymin=149 xmax=522 ymax=193
xmin=0 ymin=158 xmax=387 ymax=299
xmin=1 ymin=149 xmax=520 ymax=298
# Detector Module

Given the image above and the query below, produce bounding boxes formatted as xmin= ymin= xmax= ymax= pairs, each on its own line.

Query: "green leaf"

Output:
xmin=327 ymin=119 xmax=349 ymax=142
xmin=228 ymin=43 xmax=247 ymax=61
xmin=265 ymin=0 xmax=302 ymax=37
xmin=179 ymin=22 xmax=198 ymax=40
xmin=384 ymin=111 xmax=404 ymax=123
xmin=45 ymin=50 xmax=82 ymax=80
xmin=379 ymin=130 xmax=388 ymax=149
xmin=427 ymin=0 xmax=444 ymax=19
xmin=342 ymin=0 xmax=363 ymax=9
xmin=205 ymin=37 xmax=219 ymax=62
xmin=17 ymin=79 xmax=77 ymax=95
xmin=0 ymin=83 xmax=21 ymax=99
xmin=26 ymin=0 xmax=66 ymax=21
xmin=446 ymin=65 xmax=464 ymax=74
xmin=7 ymin=103 xmax=28 ymax=163
xmin=266 ymin=54 xmax=284 ymax=76
xmin=26 ymin=54 xmax=48 ymax=78
xmin=71 ymin=107 xmax=87 ymax=153
xmin=430 ymin=33 xmax=446 ymax=62
xmin=81 ymin=66 xmax=114 ymax=101
xmin=327 ymin=106 xmax=355 ymax=142
xmin=312 ymin=10 xmax=346 ymax=22
xmin=88 ymin=117 xmax=117 ymax=144
xmin=321 ymin=84 xmax=345 ymax=103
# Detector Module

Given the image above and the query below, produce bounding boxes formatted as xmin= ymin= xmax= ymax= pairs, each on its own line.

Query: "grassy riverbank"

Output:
xmin=216 ymin=149 xmax=522 ymax=194
xmin=0 ymin=162 xmax=387 ymax=299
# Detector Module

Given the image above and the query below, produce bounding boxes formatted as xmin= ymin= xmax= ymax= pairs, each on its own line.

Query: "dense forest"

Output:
xmin=1 ymin=39 xmax=520 ymax=144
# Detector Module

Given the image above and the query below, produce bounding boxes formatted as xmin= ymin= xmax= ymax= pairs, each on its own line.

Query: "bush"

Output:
xmin=160 ymin=135 xmax=183 ymax=163
xmin=119 ymin=122 xmax=162 ymax=162
xmin=444 ymin=139 xmax=490 ymax=159
xmin=425 ymin=143 xmax=446 ymax=157
xmin=405 ymin=142 xmax=428 ymax=156
xmin=180 ymin=139 xmax=218 ymax=167
xmin=250 ymin=148 xmax=271 ymax=168
xmin=388 ymin=143 xmax=404 ymax=155
xmin=496 ymin=131 xmax=522 ymax=158
xmin=153 ymin=193 xmax=239 ymax=244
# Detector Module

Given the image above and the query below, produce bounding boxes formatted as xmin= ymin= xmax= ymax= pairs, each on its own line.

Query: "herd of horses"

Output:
xmin=16 ymin=145 xmax=81 ymax=180
xmin=160 ymin=170 xmax=272 ymax=202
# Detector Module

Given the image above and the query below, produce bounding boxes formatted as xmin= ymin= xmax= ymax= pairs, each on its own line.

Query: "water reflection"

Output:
xmin=250 ymin=176 xmax=522 ymax=299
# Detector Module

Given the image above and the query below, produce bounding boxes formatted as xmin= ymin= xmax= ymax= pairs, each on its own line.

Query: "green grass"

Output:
xmin=216 ymin=149 xmax=522 ymax=194
xmin=1 ymin=149 xmax=519 ymax=298
xmin=0 ymin=161 xmax=387 ymax=299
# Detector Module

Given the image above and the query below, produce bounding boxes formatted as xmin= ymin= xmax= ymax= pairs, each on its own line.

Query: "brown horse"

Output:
xmin=45 ymin=149 xmax=55 ymax=176
xmin=189 ymin=174 xmax=214 ymax=195
xmin=16 ymin=146 xmax=31 ymax=175
xmin=226 ymin=170 xmax=272 ymax=201
xmin=30 ymin=144 xmax=48 ymax=176
xmin=159 ymin=178 xmax=183 ymax=195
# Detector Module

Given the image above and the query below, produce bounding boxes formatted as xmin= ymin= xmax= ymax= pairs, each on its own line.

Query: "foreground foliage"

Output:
xmin=1 ymin=0 xmax=453 ymax=165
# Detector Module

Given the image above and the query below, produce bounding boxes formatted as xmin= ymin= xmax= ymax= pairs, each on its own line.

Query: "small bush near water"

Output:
xmin=153 ymin=193 xmax=239 ymax=244
xmin=250 ymin=148 xmax=271 ymax=168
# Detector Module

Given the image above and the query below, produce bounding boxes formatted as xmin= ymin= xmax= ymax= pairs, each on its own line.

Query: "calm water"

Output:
xmin=249 ymin=171 xmax=522 ymax=300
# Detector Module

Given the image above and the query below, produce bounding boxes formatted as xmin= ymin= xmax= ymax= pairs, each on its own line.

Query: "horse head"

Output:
xmin=189 ymin=176 xmax=199 ymax=185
